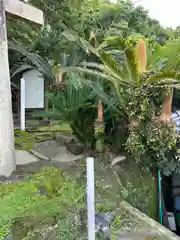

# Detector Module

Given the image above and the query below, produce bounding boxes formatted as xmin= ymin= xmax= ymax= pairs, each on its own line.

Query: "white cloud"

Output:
xmin=135 ymin=0 xmax=180 ymax=29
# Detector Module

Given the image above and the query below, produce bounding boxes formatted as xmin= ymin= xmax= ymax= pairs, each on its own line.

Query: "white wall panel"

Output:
xmin=23 ymin=69 xmax=44 ymax=109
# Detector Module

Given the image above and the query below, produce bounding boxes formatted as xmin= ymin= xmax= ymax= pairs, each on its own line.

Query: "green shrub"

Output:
xmin=125 ymin=86 xmax=178 ymax=176
xmin=64 ymin=33 xmax=180 ymax=175
xmin=34 ymin=75 xmax=96 ymax=146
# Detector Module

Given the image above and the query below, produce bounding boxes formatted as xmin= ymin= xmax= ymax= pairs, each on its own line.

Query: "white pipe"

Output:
xmin=86 ymin=157 xmax=95 ymax=240
xmin=20 ymin=78 xmax=25 ymax=131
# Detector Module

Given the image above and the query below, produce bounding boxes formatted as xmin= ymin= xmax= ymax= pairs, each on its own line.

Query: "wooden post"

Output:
xmin=44 ymin=79 xmax=49 ymax=122
xmin=17 ymin=88 xmax=20 ymax=118
xmin=0 ymin=0 xmax=43 ymax=176
xmin=86 ymin=157 xmax=95 ymax=240
xmin=20 ymin=78 xmax=25 ymax=131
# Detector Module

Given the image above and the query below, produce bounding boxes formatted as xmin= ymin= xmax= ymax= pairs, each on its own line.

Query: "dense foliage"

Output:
xmin=59 ymin=33 xmax=180 ymax=175
xmin=9 ymin=0 xmax=180 ymax=175
xmin=36 ymin=74 xmax=96 ymax=145
xmin=8 ymin=0 xmax=174 ymax=81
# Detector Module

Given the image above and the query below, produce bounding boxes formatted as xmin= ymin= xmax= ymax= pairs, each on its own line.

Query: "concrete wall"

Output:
xmin=117 ymin=201 xmax=180 ymax=240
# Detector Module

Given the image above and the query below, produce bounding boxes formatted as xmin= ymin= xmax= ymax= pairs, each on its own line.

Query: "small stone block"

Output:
xmin=117 ymin=231 xmax=157 ymax=240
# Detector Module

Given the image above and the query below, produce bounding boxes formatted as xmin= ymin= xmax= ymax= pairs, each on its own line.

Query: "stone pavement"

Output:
xmin=15 ymin=140 xmax=84 ymax=166
xmin=15 ymin=150 xmax=40 ymax=165
xmin=33 ymin=140 xmax=84 ymax=162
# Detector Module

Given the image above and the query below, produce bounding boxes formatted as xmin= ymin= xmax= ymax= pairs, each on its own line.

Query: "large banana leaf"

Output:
xmin=9 ymin=41 xmax=54 ymax=82
xmin=10 ymin=64 xmax=35 ymax=79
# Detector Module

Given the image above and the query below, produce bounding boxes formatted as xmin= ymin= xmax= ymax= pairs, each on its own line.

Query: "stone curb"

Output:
xmin=111 ymin=155 xmax=126 ymax=166
xmin=28 ymin=149 xmax=50 ymax=161
xmin=118 ymin=201 xmax=180 ymax=240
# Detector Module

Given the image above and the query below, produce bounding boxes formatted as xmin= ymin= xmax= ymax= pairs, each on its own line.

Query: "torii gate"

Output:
xmin=0 ymin=0 xmax=44 ymax=176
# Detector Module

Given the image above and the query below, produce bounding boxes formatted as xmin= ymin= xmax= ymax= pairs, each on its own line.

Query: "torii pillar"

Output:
xmin=0 ymin=0 xmax=44 ymax=176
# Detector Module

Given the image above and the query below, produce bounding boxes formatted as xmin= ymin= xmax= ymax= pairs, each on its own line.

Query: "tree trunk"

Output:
xmin=0 ymin=0 xmax=15 ymax=176
xmin=159 ymin=90 xmax=172 ymax=123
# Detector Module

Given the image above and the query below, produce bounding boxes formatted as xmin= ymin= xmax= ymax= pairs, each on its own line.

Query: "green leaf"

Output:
xmin=11 ymin=64 xmax=35 ymax=79
xmin=9 ymin=40 xmax=54 ymax=81
xmin=145 ymin=69 xmax=180 ymax=86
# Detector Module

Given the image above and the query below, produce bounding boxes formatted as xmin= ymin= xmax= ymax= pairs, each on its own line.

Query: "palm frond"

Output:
xmin=11 ymin=82 xmax=18 ymax=88
xmin=97 ymin=36 xmax=140 ymax=83
xmin=99 ymin=50 xmax=130 ymax=82
xmin=63 ymin=31 xmax=142 ymax=86
xmin=9 ymin=41 xmax=54 ymax=81
xmin=145 ymin=69 xmax=180 ymax=88
xmin=97 ymin=35 xmax=126 ymax=51
xmin=61 ymin=66 xmax=115 ymax=82
xmin=32 ymin=110 xmax=66 ymax=121
xmin=63 ymin=30 xmax=100 ymax=58
xmin=90 ymin=82 xmax=123 ymax=115
xmin=63 ymin=30 xmax=180 ymax=99
xmin=82 ymin=58 xmax=133 ymax=86
xmin=11 ymin=64 xmax=35 ymax=79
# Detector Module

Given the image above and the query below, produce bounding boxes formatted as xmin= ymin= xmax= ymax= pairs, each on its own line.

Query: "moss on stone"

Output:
xmin=0 ymin=167 xmax=84 ymax=239
xmin=14 ymin=130 xmax=53 ymax=150
xmin=39 ymin=123 xmax=71 ymax=132
xmin=14 ymin=123 xmax=71 ymax=150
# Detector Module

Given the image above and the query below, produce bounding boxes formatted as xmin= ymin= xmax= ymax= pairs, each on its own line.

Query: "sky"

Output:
xmin=134 ymin=0 xmax=180 ymax=29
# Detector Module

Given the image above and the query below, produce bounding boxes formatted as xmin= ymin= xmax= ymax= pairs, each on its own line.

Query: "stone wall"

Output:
xmin=117 ymin=201 xmax=180 ymax=240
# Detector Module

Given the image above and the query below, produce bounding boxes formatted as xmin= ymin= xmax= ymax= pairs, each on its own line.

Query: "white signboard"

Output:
xmin=23 ymin=69 xmax=44 ymax=109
